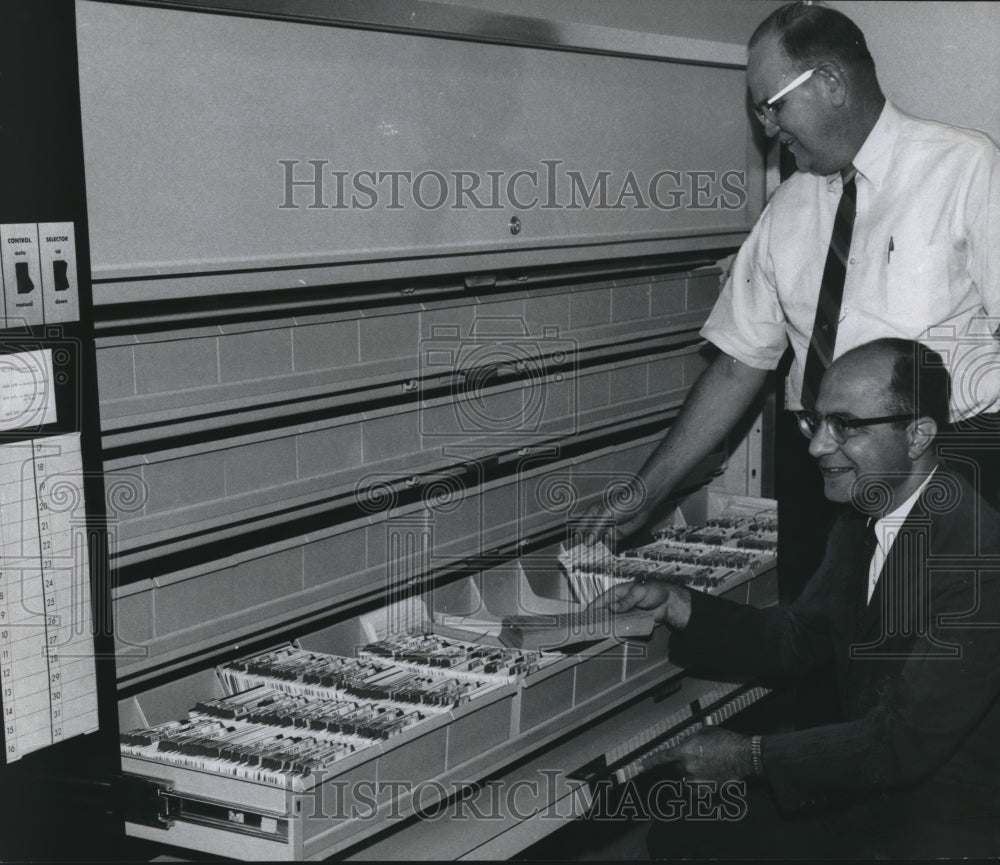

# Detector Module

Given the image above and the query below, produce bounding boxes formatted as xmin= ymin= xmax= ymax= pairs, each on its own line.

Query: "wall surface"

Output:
xmin=831 ymin=1 xmax=1000 ymax=144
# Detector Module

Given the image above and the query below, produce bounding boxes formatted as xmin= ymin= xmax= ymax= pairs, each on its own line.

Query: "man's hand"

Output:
xmin=573 ymin=354 xmax=769 ymax=548
xmin=589 ymin=579 xmax=691 ymax=629
xmin=578 ymin=479 xmax=653 ymax=547
xmin=636 ymin=728 xmax=753 ymax=782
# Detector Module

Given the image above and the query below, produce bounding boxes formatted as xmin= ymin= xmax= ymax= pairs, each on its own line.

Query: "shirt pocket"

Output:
xmin=885 ymin=242 xmax=963 ymax=332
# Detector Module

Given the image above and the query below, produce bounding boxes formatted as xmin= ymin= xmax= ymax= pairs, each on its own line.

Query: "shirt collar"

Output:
xmin=873 ymin=465 xmax=938 ymax=550
xmin=826 ymin=101 xmax=899 ymax=192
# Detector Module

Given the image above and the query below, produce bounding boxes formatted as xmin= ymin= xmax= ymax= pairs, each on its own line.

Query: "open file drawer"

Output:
xmin=119 ymin=493 xmax=778 ymax=860
xmin=118 ymin=584 xmax=680 ymax=859
xmin=118 ymin=639 xmax=674 ymax=859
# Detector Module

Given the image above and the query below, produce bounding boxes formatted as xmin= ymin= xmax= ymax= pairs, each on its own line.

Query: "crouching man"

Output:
xmin=604 ymin=338 xmax=1000 ymax=858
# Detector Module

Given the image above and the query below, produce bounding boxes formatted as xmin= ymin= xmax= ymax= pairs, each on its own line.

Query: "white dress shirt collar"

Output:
xmin=827 ymin=101 xmax=899 ymax=193
xmin=867 ymin=466 xmax=938 ymax=603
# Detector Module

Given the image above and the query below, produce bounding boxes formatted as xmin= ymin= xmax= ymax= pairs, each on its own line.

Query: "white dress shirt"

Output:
xmin=702 ymin=102 xmax=1000 ymax=421
xmin=867 ymin=468 xmax=937 ymax=604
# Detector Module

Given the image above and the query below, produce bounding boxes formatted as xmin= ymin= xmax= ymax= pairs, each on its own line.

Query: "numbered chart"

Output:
xmin=0 ymin=433 xmax=98 ymax=763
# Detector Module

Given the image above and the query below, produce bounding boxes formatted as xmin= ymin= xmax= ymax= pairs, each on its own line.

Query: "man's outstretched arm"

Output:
xmin=598 ymin=350 xmax=769 ymax=540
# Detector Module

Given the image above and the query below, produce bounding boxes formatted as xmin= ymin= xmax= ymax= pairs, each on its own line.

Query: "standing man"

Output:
xmin=596 ymin=2 xmax=1000 ymax=600
xmin=605 ymin=339 xmax=1000 ymax=859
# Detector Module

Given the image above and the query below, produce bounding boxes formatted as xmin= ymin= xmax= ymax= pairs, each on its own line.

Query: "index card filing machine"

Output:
xmin=7 ymin=0 xmax=782 ymax=859
xmin=0 ymin=2 xmax=120 ymax=860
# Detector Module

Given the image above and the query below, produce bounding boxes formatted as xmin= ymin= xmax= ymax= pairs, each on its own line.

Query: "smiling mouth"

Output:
xmin=780 ymin=134 xmax=798 ymax=148
xmin=820 ymin=465 xmax=853 ymax=478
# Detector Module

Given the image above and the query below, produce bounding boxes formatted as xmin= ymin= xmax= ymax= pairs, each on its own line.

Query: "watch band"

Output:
xmin=750 ymin=734 xmax=764 ymax=777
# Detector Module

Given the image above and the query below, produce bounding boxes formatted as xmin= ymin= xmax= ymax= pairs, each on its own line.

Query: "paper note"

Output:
xmin=0 ymin=350 xmax=57 ymax=431
xmin=0 ymin=433 xmax=99 ymax=762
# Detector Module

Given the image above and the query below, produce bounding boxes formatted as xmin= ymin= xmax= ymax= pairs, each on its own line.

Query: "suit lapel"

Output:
xmin=854 ymin=497 xmax=934 ymax=649
xmin=848 ymin=517 xmax=876 ymax=637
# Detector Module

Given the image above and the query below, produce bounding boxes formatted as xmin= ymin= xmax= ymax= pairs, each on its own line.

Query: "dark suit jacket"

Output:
xmin=671 ymin=469 xmax=1000 ymax=857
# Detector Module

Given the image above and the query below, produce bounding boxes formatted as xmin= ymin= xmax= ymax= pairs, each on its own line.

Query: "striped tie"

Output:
xmin=801 ymin=166 xmax=857 ymax=409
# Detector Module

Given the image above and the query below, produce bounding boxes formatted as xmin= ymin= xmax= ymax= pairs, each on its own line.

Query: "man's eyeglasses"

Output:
xmin=795 ymin=410 xmax=913 ymax=442
xmin=753 ymin=66 xmax=818 ymax=125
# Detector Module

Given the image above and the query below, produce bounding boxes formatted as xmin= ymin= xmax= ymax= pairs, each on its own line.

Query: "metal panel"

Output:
xmin=122 ymin=0 xmax=753 ymax=65
xmin=77 ymin=1 xmax=763 ymax=286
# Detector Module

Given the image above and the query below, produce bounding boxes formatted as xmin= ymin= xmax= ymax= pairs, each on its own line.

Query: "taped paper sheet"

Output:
xmin=0 ymin=350 xmax=57 ymax=431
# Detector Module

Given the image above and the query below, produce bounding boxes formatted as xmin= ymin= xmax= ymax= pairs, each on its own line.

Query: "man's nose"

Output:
xmin=762 ymin=116 xmax=781 ymax=138
xmin=808 ymin=421 xmax=839 ymax=458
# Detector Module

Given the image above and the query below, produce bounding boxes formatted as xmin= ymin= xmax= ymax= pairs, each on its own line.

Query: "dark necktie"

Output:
xmin=801 ymin=166 xmax=858 ymax=409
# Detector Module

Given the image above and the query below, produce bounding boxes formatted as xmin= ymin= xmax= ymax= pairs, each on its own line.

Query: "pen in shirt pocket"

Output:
xmin=887 ymin=236 xmax=894 ymax=263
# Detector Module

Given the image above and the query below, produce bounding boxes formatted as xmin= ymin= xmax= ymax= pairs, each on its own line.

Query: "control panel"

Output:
xmin=1 ymin=223 xmax=79 ymax=328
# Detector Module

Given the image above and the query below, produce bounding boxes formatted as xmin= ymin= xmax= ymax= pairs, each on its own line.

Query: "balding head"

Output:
xmin=806 ymin=340 xmax=943 ymax=513
xmin=749 ymin=2 xmax=877 ymax=81
xmin=836 ymin=338 xmax=951 ymax=428
xmin=746 ymin=2 xmax=884 ymax=175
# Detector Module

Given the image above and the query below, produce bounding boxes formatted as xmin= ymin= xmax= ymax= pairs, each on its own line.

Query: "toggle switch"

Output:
xmin=37 ymin=222 xmax=79 ymax=324
xmin=53 ymin=260 xmax=69 ymax=291
xmin=15 ymin=261 xmax=35 ymax=294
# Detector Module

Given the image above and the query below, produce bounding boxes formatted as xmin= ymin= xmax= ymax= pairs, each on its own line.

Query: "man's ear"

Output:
xmin=818 ymin=62 xmax=848 ymax=108
xmin=907 ymin=416 xmax=937 ymax=460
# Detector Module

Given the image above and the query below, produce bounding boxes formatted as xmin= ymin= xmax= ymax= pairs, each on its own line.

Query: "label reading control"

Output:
xmin=1 ymin=224 xmax=43 ymax=328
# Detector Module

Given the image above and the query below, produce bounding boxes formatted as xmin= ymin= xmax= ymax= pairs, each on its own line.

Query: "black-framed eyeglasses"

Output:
xmin=795 ymin=410 xmax=914 ymax=442
xmin=752 ymin=66 xmax=818 ymax=125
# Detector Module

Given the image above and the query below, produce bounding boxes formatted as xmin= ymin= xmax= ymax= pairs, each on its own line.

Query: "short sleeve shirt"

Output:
xmin=701 ymin=102 xmax=1000 ymax=420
